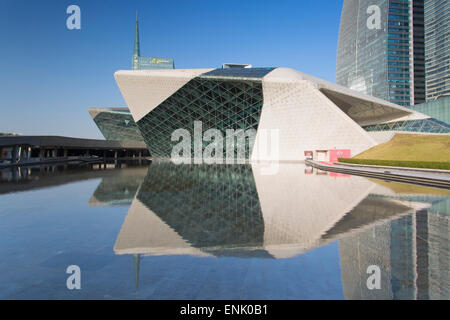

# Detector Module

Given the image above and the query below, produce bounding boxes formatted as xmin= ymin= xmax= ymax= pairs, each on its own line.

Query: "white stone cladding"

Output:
xmin=367 ymin=131 xmax=397 ymax=145
xmin=252 ymin=76 xmax=378 ymax=161
xmin=114 ymin=69 xmax=213 ymax=122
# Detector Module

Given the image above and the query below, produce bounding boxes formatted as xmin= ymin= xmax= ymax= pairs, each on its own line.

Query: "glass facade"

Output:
xmin=412 ymin=0 xmax=426 ymax=104
xmin=424 ymin=0 xmax=450 ymax=100
xmin=201 ymin=67 xmax=275 ymax=79
xmin=92 ymin=109 xmax=144 ymax=141
xmin=410 ymin=96 xmax=450 ymax=124
xmin=135 ymin=56 xmax=174 ymax=70
xmin=136 ymin=69 xmax=268 ymax=159
xmin=363 ymin=117 xmax=450 ymax=133
xmin=337 ymin=0 xmax=390 ymax=101
xmin=387 ymin=0 xmax=413 ymax=106
xmin=337 ymin=0 xmax=426 ymax=107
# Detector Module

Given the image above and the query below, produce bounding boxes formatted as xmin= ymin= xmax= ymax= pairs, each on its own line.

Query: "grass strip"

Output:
xmin=338 ymin=158 xmax=450 ymax=170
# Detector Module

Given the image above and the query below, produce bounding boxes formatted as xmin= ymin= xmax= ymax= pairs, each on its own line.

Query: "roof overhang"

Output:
xmin=88 ymin=107 xmax=130 ymax=120
xmin=262 ymin=68 xmax=430 ymax=126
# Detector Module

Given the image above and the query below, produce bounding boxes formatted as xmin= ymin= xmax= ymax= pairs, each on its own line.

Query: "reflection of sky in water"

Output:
xmin=0 ymin=162 xmax=448 ymax=299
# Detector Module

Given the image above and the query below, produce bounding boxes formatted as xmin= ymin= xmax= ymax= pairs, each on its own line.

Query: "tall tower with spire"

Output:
xmin=132 ymin=12 xmax=140 ymax=70
xmin=130 ymin=12 xmax=174 ymax=70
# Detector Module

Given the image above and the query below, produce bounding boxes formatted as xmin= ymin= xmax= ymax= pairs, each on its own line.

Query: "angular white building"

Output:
xmin=115 ymin=67 xmax=449 ymax=161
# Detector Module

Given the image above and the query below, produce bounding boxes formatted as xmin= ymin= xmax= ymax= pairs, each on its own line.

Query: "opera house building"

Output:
xmin=114 ymin=67 xmax=449 ymax=161
xmin=88 ymin=107 xmax=144 ymax=142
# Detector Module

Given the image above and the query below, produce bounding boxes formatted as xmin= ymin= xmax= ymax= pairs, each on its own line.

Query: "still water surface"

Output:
xmin=0 ymin=161 xmax=448 ymax=299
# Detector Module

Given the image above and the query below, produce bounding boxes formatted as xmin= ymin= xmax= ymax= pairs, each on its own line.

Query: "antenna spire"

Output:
xmin=132 ymin=11 xmax=140 ymax=69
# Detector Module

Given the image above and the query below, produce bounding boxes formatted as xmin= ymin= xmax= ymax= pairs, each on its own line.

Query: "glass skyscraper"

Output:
xmin=132 ymin=13 xmax=174 ymax=70
xmin=424 ymin=0 xmax=450 ymax=100
xmin=338 ymin=0 xmax=449 ymax=106
xmin=337 ymin=0 xmax=426 ymax=106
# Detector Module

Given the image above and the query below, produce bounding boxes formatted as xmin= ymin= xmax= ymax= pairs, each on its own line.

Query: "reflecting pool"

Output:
xmin=0 ymin=161 xmax=448 ymax=299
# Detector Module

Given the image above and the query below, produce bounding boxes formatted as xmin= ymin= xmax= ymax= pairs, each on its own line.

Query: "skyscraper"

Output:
xmin=132 ymin=12 xmax=140 ymax=70
xmin=337 ymin=0 xmax=427 ymax=106
xmin=424 ymin=0 xmax=450 ymax=100
xmin=131 ymin=13 xmax=174 ymax=70
xmin=412 ymin=0 xmax=426 ymax=104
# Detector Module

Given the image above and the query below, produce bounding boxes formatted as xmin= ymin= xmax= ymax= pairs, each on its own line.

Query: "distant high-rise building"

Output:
xmin=132 ymin=13 xmax=174 ymax=70
xmin=337 ymin=0 xmax=430 ymax=106
xmin=424 ymin=0 xmax=450 ymax=101
xmin=132 ymin=12 xmax=140 ymax=70
xmin=412 ymin=0 xmax=426 ymax=104
xmin=337 ymin=0 xmax=450 ymax=106
xmin=89 ymin=14 xmax=176 ymax=142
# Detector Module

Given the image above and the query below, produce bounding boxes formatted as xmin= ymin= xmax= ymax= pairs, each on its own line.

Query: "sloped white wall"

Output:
xmin=114 ymin=69 xmax=213 ymax=122
xmin=251 ymin=78 xmax=379 ymax=161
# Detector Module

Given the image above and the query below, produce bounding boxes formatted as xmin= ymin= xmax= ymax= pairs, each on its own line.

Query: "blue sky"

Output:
xmin=0 ymin=0 xmax=344 ymax=138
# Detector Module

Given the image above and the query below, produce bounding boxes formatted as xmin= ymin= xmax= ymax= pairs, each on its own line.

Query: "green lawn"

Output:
xmin=338 ymin=134 xmax=450 ymax=170
xmin=338 ymin=158 xmax=450 ymax=170
xmin=354 ymin=134 xmax=450 ymax=162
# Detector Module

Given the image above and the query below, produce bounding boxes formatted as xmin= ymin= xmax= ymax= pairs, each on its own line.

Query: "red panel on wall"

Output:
xmin=329 ymin=172 xmax=350 ymax=178
xmin=328 ymin=149 xmax=351 ymax=163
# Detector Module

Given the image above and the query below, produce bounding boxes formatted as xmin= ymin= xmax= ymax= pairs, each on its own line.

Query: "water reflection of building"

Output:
xmin=115 ymin=164 xmax=267 ymax=258
xmin=88 ymin=167 xmax=148 ymax=206
xmin=339 ymin=192 xmax=449 ymax=300
xmin=112 ymin=162 xmax=448 ymax=297
xmin=0 ymin=162 xmax=149 ymax=196
xmin=115 ymin=162 xmax=386 ymax=258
